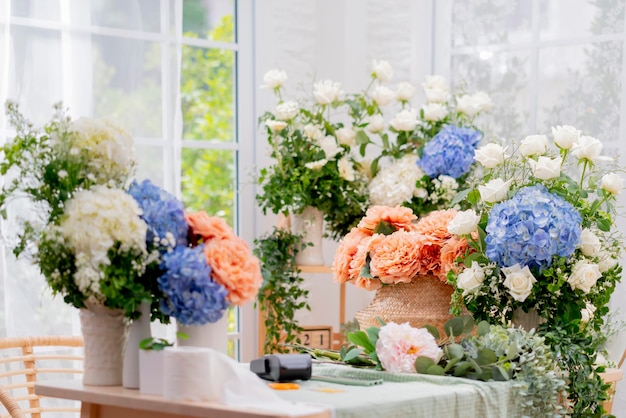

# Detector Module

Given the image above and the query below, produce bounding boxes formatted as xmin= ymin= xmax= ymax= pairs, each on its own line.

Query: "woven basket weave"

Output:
xmin=355 ymin=275 xmax=456 ymax=335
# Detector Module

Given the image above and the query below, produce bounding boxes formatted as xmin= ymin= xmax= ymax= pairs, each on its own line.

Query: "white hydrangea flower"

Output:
xmin=369 ymin=156 xmax=424 ymax=206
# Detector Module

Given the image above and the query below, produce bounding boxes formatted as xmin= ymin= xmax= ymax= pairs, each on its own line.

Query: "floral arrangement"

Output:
xmin=300 ymin=317 xmax=565 ymax=417
xmin=332 ymin=205 xmax=468 ymax=290
xmin=446 ymin=126 xmax=623 ymax=415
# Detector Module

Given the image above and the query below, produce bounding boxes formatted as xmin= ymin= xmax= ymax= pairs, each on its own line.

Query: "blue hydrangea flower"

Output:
xmin=485 ymin=184 xmax=582 ymax=270
xmin=158 ymin=245 xmax=229 ymax=325
xmin=417 ymin=125 xmax=482 ymax=179
xmin=128 ymin=179 xmax=189 ymax=251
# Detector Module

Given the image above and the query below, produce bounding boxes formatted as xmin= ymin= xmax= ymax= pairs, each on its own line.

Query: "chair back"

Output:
xmin=0 ymin=336 xmax=83 ymax=418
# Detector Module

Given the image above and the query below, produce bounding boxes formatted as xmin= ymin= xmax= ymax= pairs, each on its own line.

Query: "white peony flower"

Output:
xmin=472 ymin=91 xmax=492 ymax=112
xmin=422 ymin=103 xmax=447 ymax=122
xmin=313 ymin=80 xmax=342 ymax=104
xmin=448 ymin=209 xmax=480 ymax=235
xmin=317 ymin=136 xmax=341 ymax=159
xmin=365 ymin=114 xmax=385 ymax=133
xmin=265 ymin=120 xmax=287 ymax=133
xmin=389 ymin=109 xmax=418 ymax=132
xmin=456 ymin=262 xmax=485 ymax=295
xmin=372 ymin=85 xmax=395 ymax=107
xmin=580 ymin=228 xmax=601 ymax=257
xmin=336 ymin=127 xmax=357 ymax=147
xmin=571 ymin=135 xmax=612 ymax=163
xmin=474 ymin=143 xmax=509 ymax=168
xmin=478 ymin=178 xmax=512 ymax=203
xmin=305 ymin=159 xmax=328 ymax=170
xmin=369 ymin=156 xmax=425 ymax=206
xmin=502 ymin=264 xmax=537 ymax=302
xmin=568 ymin=260 xmax=601 ymax=294
xmin=262 ymin=69 xmax=287 ymax=89
xmin=371 ymin=60 xmax=393 ymax=82
xmin=551 ymin=125 xmax=580 ymax=150
xmin=396 ymin=82 xmax=416 ymax=102
xmin=519 ymin=135 xmax=548 ymax=156
xmin=338 ymin=157 xmax=356 ymax=181
xmin=422 ymin=75 xmax=449 ymax=103
xmin=601 ymin=173 xmax=624 ymax=195
xmin=456 ymin=94 xmax=481 ymax=118
xmin=527 ymin=156 xmax=561 ymax=180
xmin=275 ymin=101 xmax=299 ymax=120
xmin=304 ymin=124 xmax=323 ymax=140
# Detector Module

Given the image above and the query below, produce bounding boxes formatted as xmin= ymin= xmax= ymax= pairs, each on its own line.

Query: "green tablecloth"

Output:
xmin=276 ymin=363 xmax=522 ymax=418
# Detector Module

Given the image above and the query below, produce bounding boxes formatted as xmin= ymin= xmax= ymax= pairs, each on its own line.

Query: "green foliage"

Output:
xmin=253 ymin=227 xmax=311 ymax=353
xmin=139 ymin=337 xmax=174 ymax=351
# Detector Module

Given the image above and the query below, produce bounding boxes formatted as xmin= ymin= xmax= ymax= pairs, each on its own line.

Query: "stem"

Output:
xmin=579 ymin=160 xmax=588 ymax=190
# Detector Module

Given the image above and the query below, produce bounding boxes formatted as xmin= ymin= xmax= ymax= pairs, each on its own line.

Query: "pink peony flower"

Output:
xmin=358 ymin=206 xmax=417 ymax=232
xmin=375 ymin=322 xmax=442 ymax=373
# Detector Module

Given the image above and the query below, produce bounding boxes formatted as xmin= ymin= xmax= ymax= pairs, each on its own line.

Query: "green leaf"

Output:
xmin=446 ymin=343 xmax=465 ymax=360
xmin=424 ymin=324 xmax=440 ymax=340
xmin=426 ymin=364 xmax=445 ymax=376
xmin=453 ymin=361 xmax=473 ymax=377
xmin=467 ymin=189 xmax=481 ymax=205
xmin=444 ymin=317 xmax=464 ymax=338
xmin=347 ymin=330 xmax=376 ymax=353
xmin=597 ymin=218 xmax=611 ymax=232
xmin=491 ymin=365 xmax=510 ymax=381
xmin=461 ymin=316 xmax=475 ymax=334
xmin=374 ymin=220 xmax=397 ymax=235
xmin=442 ymin=357 xmax=460 ymax=373
xmin=355 ymin=130 xmax=370 ymax=146
xmin=342 ymin=347 xmax=364 ymax=362
xmin=451 ymin=188 xmax=471 ymax=206
xmin=476 ymin=348 xmax=497 ymax=365
xmin=477 ymin=321 xmax=490 ymax=337
xmin=415 ymin=356 xmax=436 ymax=373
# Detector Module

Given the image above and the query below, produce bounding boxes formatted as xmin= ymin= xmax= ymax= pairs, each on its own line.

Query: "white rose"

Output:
xmin=597 ymin=251 xmax=617 ymax=273
xmin=456 ymin=262 xmax=485 ymax=295
xmin=390 ymin=109 xmax=418 ymax=132
xmin=456 ymin=94 xmax=481 ymax=118
xmin=519 ymin=135 xmax=548 ymax=156
xmin=472 ymin=91 xmax=492 ymax=112
xmin=305 ymin=159 xmax=328 ymax=170
xmin=447 ymin=209 xmax=480 ymax=235
xmin=571 ymin=135 xmax=612 ymax=163
xmin=318 ymin=135 xmax=341 ymax=159
xmin=372 ymin=85 xmax=395 ymax=107
xmin=365 ymin=114 xmax=385 ymax=133
xmin=265 ymin=120 xmax=287 ymax=133
xmin=551 ymin=125 xmax=580 ymax=150
xmin=336 ymin=127 xmax=356 ymax=147
xmin=371 ymin=60 xmax=393 ymax=82
xmin=527 ymin=156 xmax=561 ymax=180
xmin=262 ymin=69 xmax=287 ymax=89
xmin=478 ymin=178 xmax=512 ymax=203
xmin=568 ymin=261 xmax=601 ymax=294
xmin=338 ymin=158 xmax=356 ymax=181
xmin=422 ymin=75 xmax=449 ymax=103
xmin=474 ymin=143 xmax=509 ymax=168
xmin=396 ymin=82 xmax=416 ymax=102
xmin=580 ymin=228 xmax=601 ymax=257
xmin=601 ymin=173 xmax=624 ymax=195
xmin=275 ymin=101 xmax=299 ymax=120
xmin=313 ymin=80 xmax=342 ymax=104
xmin=304 ymin=124 xmax=323 ymax=140
xmin=422 ymin=103 xmax=447 ymax=122
xmin=581 ymin=303 xmax=596 ymax=323
xmin=502 ymin=264 xmax=537 ymax=302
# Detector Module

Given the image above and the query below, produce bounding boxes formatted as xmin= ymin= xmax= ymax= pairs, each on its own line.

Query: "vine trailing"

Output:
xmin=253 ymin=227 xmax=311 ymax=353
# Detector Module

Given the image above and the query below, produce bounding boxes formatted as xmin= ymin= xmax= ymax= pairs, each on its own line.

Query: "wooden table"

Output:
xmin=35 ymin=380 xmax=331 ymax=418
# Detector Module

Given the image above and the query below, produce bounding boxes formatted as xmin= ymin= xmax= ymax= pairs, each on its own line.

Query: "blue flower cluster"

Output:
xmin=158 ymin=245 xmax=229 ymax=325
xmin=417 ymin=125 xmax=482 ymax=179
xmin=485 ymin=185 xmax=582 ymax=271
xmin=128 ymin=179 xmax=189 ymax=251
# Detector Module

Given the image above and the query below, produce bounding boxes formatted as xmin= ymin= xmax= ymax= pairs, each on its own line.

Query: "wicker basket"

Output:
xmin=355 ymin=275 xmax=456 ymax=335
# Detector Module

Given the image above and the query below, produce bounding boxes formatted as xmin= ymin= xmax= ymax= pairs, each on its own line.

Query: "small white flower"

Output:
xmin=265 ymin=120 xmax=288 ymax=133
xmin=305 ymin=159 xmax=328 ymax=170
xmin=304 ymin=124 xmax=323 ymax=140
xmin=597 ymin=251 xmax=617 ymax=273
xmin=317 ymin=135 xmax=341 ymax=159
xmin=456 ymin=262 xmax=485 ymax=295
xmin=448 ymin=209 xmax=480 ymax=235
xmin=551 ymin=125 xmax=580 ymax=150
xmin=502 ymin=264 xmax=536 ymax=302
xmin=396 ymin=82 xmax=416 ymax=102
xmin=527 ymin=156 xmax=561 ymax=180
xmin=371 ymin=60 xmax=393 ymax=82
xmin=58 ymin=170 xmax=68 ymax=179
xmin=313 ymin=80 xmax=343 ymax=104
xmin=581 ymin=303 xmax=596 ymax=323
xmin=478 ymin=178 xmax=512 ymax=203
xmin=372 ymin=85 xmax=395 ymax=107
xmin=389 ymin=109 xmax=418 ymax=132
xmin=336 ymin=127 xmax=357 ymax=147
xmin=519 ymin=135 xmax=548 ymax=156
xmin=571 ymin=135 xmax=612 ymax=163
xmin=337 ymin=158 xmax=356 ymax=181
xmin=474 ymin=143 xmax=509 ymax=168
xmin=422 ymin=103 xmax=447 ymax=122
xmin=601 ymin=173 xmax=624 ymax=195
xmin=262 ymin=69 xmax=288 ymax=89
xmin=275 ymin=101 xmax=299 ymax=120
xmin=568 ymin=260 xmax=601 ymax=294
xmin=365 ymin=114 xmax=385 ymax=133
xmin=580 ymin=228 xmax=601 ymax=257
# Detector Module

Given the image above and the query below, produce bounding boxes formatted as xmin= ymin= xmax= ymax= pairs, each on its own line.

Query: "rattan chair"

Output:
xmin=0 ymin=336 xmax=83 ymax=418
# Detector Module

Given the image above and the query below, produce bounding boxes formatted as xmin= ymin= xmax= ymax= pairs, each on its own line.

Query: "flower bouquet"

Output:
xmin=446 ymin=127 xmax=623 ymax=415
xmin=332 ymin=205 xmax=469 ymax=333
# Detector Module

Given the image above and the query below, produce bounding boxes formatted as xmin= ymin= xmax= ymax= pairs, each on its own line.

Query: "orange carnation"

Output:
xmin=439 ymin=236 xmax=471 ymax=280
xmin=204 ymin=236 xmax=262 ymax=305
xmin=333 ymin=227 xmax=371 ymax=283
xmin=358 ymin=206 xmax=417 ymax=233
xmin=348 ymin=234 xmax=385 ymax=283
xmin=414 ymin=209 xmax=457 ymax=243
xmin=186 ymin=211 xmax=235 ymax=245
xmin=369 ymin=230 xmax=422 ymax=284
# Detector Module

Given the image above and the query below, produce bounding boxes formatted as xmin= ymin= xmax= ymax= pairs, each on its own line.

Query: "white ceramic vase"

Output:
xmin=291 ymin=206 xmax=324 ymax=265
xmin=123 ymin=301 xmax=152 ymax=389
xmin=80 ymin=305 xmax=128 ymax=386
xmin=139 ymin=349 xmax=164 ymax=396
xmin=176 ymin=314 xmax=229 ymax=354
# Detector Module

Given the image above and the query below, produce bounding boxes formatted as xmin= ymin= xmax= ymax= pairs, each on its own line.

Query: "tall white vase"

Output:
xmin=291 ymin=206 xmax=324 ymax=265
xmin=176 ymin=314 xmax=229 ymax=354
xmin=123 ymin=301 xmax=152 ymax=389
xmin=80 ymin=305 xmax=128 ymax=386
xmin=512 ymin=307 xmax=545 ymax=331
